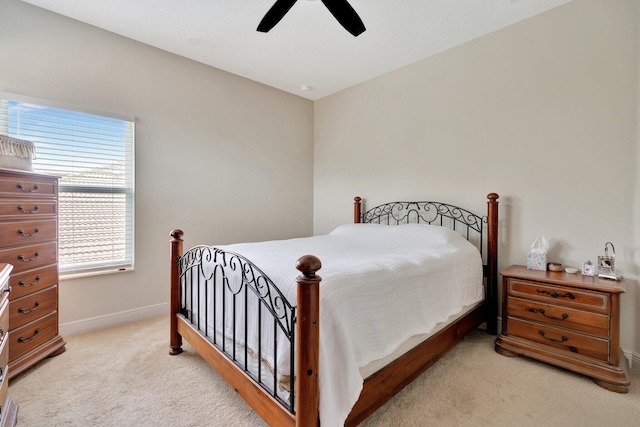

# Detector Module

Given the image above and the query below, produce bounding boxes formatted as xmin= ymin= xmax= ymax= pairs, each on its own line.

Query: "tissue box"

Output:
xmin=0 ymin=135 xmax=35 ymax=171
xmin=527 ymin=252 xmax=547 ymax=271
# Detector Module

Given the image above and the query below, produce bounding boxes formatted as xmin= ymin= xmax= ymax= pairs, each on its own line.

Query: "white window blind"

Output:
xmin=0 ymin=97 xmax=135 ymax=276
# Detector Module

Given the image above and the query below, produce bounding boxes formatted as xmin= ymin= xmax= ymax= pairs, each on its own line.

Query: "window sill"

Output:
xmin=60 ymin=267 xmax=135 ymax=281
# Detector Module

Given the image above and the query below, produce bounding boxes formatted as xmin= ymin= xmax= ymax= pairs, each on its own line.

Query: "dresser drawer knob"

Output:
xmin=18 ymin=227 xmax=40 ymax=237
xmin=539 ymin=330 xmax=568 ymax=343
xmin=18 ymin=328 xmax=40 ymax=343
xmin=528 ymin=308 xmax=569 ymax=321
xmin=17 ymin=204 xmax=40 ymax=214
xmin=536 ymin=289 xmax=575 ymax=300
xmin=19 ymin=276 xmax=41 ymax=287
xmin=18 ymin=300 xmax=41 ymax=314
xmin=16 ymin=182 xmax=39 ymax=193
xmin=17 ymin=251 xmax=40 ymax=262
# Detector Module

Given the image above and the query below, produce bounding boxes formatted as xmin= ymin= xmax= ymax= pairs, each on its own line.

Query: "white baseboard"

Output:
xmin=624 ymin=350 xmax=639 ymax=371
xmin=60 ymin=302 xmax=169 ymax=337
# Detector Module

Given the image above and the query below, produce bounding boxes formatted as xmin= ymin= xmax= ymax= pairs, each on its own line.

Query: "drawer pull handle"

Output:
xmin=536 ymin=289 xmax=575 ymax=300
xmin=528 ymin=308 xmax=569 ymax=321
xmin=18 ymin=300 xmax=41 ymax=314
xmin=18 ymin=251 xmax=40 ymax=262
xmin=17 ymin=204 xmax=40 ymax=214
xmin=538 ymin=330 xmax=568 ymax=343
xmin=18 ymin=328 xmax=40 ymax=343
xmin=19 ymin=275 xmax=41 ymax=287
xmin=18 ymin=227 xmax=40 ymax=237
xmin=16 ymin=183 xmax=39 ymax=193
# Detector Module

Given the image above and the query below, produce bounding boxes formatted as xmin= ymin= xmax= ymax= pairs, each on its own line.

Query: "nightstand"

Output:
xmin=494 ymin=265 xmax=630 ymax=393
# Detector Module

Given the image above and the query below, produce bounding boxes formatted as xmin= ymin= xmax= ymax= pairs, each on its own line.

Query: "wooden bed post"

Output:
xmin=354 ymin=197 xmax=362 ymax=224
xmin=170 ymin=229 xmax=184 ymax=355
xmin=295 ymin=255 xmax=322 ymax=427
xmin=486 ymin=194 xmax=499 ymax=335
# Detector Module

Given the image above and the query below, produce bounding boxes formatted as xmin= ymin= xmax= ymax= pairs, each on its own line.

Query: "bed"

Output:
xmin=169 ymin=193 xmax=499 ymax=426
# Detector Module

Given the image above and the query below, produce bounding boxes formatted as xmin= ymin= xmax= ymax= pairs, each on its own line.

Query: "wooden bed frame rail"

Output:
xmin=170 ymin=193 xmax=499 ymax=427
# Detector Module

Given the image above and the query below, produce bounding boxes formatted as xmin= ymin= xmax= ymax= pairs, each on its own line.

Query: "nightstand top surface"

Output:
xmin=500 ymin=265 xmax=625 ymax=293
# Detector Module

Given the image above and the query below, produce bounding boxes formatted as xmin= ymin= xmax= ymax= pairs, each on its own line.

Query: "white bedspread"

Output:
xmin=213 ymin=223 xmax=483 ymax=426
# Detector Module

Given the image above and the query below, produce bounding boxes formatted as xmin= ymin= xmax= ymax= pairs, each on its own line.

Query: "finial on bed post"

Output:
xmin=354 ymin=196 xmax=362 ymax=224
xmin=295 ymin=255 xmax=322 ymax=427
xmin=486 ymin=194 xmax=499 ymax=335
xmin=170 ymin=229 xmax=184 ymax=355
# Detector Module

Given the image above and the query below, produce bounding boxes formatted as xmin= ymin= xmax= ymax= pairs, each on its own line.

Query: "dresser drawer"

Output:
xmin=508 ymin=279 xmax=608 ymax=313
xmin=0 ymin=199 xmax=57 ymax=219
xmin=9 ymin=311 xmax=58 ymax=361
xmin=0 ymin=241 xmax=57 ymax=274
xmin=0 ymin=331 xmax=8 ymax=371
xmin=0 ymin=335 xmax=7 ymax=404
xmin=9 ymin=286 xmax=57 ymax=330
xmin=507 ymin=296 xmax=609 ymax=338
xmin=0 ymin=298 xmax=8 ymax=345
xmin=0 ymin=219 xmax=57 ymax=247
xmin=9 ymin=265 xmax=58 ymax=301
xmin=0 ymin=176 xmax=57 ymax=198
xmin=507 ymin=317 xmax=609 ymax=362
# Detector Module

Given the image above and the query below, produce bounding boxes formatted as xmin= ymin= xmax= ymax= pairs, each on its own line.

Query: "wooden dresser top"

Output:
xmin=500 ymin=265 xmax=626 ymax=293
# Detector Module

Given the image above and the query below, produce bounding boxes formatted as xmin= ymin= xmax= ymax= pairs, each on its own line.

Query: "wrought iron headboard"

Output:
xmin=358 ymin=199 xmax=487 ymax=261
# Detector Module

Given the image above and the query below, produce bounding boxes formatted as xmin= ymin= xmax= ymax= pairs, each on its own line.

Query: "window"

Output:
xmin=0 ymin=94 xmax=135 ymax=276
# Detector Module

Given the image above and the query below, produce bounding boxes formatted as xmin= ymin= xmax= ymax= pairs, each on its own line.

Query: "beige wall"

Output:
xmin=634 ymin=0 xmax=640 ymax=362
xmin=0 ymin=0 xmax=314 ymax=326
xmin=2 ymin=0 xmax=639 ymax=362
xmin=315 ymin=0 xmax=640 ymax=357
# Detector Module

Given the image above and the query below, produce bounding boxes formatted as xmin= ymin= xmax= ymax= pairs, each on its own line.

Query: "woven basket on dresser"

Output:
xmin=0 ymin=135 xmax=35 ymax=171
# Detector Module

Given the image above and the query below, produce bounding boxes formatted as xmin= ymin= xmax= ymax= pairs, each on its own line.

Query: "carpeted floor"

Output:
xmin=8 ymin=315 xmax=639 ymax=426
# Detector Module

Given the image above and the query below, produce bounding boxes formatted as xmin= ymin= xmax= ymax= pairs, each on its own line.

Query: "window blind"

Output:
xmin=0 ymin=97 xmax=135 ymax=275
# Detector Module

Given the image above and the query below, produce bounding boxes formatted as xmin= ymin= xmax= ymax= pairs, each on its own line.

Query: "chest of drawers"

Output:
xmin=494 ymin=265 xmax=630 ymax=393
xmin=0 ymin=264 xmax=18 ymax=426
xmin=0 ymin=168 xmax=66 ymax=379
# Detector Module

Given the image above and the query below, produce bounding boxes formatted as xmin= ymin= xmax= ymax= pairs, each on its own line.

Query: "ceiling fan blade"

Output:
xmin=321 ymin=0 xmax=366 ymax=36
xmin=257 ymin=0 xmax=299 ymax=33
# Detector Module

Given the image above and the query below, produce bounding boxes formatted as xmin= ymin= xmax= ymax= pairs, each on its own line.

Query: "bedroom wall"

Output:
xmin=0 ymin=0 xmax=314 ymax=331
xmin=314 ymin=0 xmax=640 ymax=360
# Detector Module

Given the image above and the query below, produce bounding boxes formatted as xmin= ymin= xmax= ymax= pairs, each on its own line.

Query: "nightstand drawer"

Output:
xmin=9 ymin=265 xmax=58 ymax=301
xmin=0 ymin=200 xmax=57 ymax=219
xmin=507 ymin=297 xmax=609 ymax=338
xmin=9 ymin=311 xmax=58 ymax=361
xmin=0 ymin=241 xmax=57 ymax=274
xmin=507 ymin=317 xmax=609 ymax=362
xmin=9 ymin=286 xmax=57 ymax=330
xmin=509 ymin=279 xmax=608 ymax=313
xmin=0 ymin=219 xmax=57 ymax=247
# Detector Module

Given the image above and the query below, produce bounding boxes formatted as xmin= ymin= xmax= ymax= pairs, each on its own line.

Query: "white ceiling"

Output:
xmin=21 ymin=0 xmax=573 ymax=101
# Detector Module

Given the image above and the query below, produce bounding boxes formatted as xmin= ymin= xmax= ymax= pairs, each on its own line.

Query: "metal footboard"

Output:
xmin=177 ymin=245 xmax=297 ymax=412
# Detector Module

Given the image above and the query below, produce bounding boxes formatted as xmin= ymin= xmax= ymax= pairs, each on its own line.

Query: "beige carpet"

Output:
xmin=8 ymin=315 xmax=639 ymax=426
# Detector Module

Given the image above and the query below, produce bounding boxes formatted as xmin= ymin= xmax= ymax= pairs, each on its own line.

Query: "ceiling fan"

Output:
xmin=257 ymin=0 xmax=366 ymax=37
